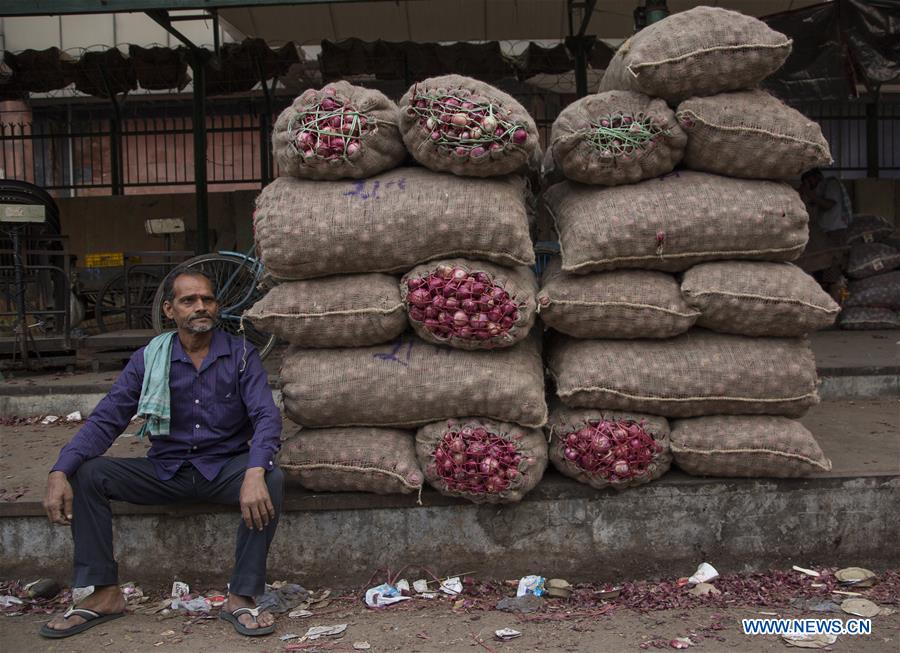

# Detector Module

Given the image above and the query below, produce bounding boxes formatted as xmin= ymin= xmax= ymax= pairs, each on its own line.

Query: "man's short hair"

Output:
xmin=162 ymin=267 xmax=216 ymax=304
xmin=801 ymin=168 xmax=823 ymax=183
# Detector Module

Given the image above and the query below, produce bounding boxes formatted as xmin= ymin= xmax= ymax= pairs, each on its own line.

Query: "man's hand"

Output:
xmin=43 ymin=471 xmax=74 ymax=525
xmin=240 ymin=467 xmax=275 ymax=531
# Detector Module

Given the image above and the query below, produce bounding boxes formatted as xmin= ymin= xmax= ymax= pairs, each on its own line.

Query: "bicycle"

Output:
xmin=151 ymin=246 xmax=277 ymax=359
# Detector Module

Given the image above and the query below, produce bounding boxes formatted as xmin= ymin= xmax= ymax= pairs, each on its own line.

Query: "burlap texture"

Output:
xmin=243 ymin=274 xmax=406 ymax=348
xmin=545 ymin=171 xmax=809 ymax=274
xmin=671 ymin=415 xmax=832 ymax=478
xmin=272 ymin=82 xmax=407 ymax=180
xmin=846 ymin=215 xmax=896 ymax=246
xmin=538 ymin=258 xmax=697 ymax=339
xmin=681 ymin=261 xmax=839 ymax=337
xmin=398 ymin=75 xmax=539 ymax=177
xmin=846 ymin=243 xmax=900 ymax=280
xmin=254 ymin=168 xmax=535 ymax=280
xmin=676 ymin=90 xmax=831 ymax=179
xmin=548 ymin=330 xmax=819 ymax=418
xmin=846 ymin=271 xmax=900 ymax=309
xmin=281 ymin=334 xmax=547 ymax=428
xmin=415 ymin=418 xmax=547 ymax=504
xmin=546 ymin=405 xmax=671 ymax=490
xmin=599 ymin=7 xmax=792 ymax=104
xmin=838 ymin=307 xmax=900 ymax=330
xmin=549 ymin=91 xmax=686 ymax=186
xmin=281 ymin=426 xmax=423 ymax=494
xmin=400 ymin=259 xmax=538 ymax=350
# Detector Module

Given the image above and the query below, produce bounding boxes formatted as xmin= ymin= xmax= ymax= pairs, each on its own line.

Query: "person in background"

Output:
xmin=39 ymin=268 xmax=283 ymax=639
xmin=799 ymin=168 xmax=853 ymax=234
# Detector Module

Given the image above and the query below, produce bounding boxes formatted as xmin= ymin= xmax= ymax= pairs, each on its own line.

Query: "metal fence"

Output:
xmin=2 ymin=93 xmax=898 ymax=195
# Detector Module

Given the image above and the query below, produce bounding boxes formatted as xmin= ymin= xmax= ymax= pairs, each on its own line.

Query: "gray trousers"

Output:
xmin=68 ymin=453 xmax=284 ymax=597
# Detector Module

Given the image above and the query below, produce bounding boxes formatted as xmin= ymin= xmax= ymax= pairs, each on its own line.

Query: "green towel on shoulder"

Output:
xmin=136 ymin=331 xmax=176 ymax=439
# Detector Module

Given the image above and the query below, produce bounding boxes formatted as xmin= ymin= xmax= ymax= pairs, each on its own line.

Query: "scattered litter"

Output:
xmin=516 ymin=575 xmax=546 ymax=597
xmin=24 ymin=579 xmax=60 ymax=600
xmin=836 ymin=567 xmax=877 ymax=588
xmin=160 ymin=630 xmax=176 ymax=637
xmin=395 ymin=579 xmax=410 ymax=593
xmin=670 ymin=637 xmax=694 ymax=649
xmin=440 ymin=577 xmax=463 ymax=596
xmin=41 ymin=415 xmax=59 ymax=425
xmin=791 ymin=566 xmax=820 ymax=578
xmin=0 ymin=596 xmax=23 ymax=607
xmin=878 ymin=606 xmax=897 ymax=616
xmin=758 ymin=611 xmax=779 ymax=616
xmin=495 ymin=628 xmax=522 ymax=641
xmin=170 ymin=581 xmax=190 ymax=598
xmin=831 ymin=589 xmax=863 ymax=597
xmin=688 ymin=563 xmax=719 ymax=585
xmin=840 ymin=598 xmax=881 ymax=618
xmin=545 ymin=578 xmax=572 ymax=599
xmin=304 ymin=624 xmax=348 ymax=640
xmin=595 ymin=585 xmax=623 ymax=600
xmin=206 ymin=594 xmax=226 ymax=608
xmin=413 ymin=579 xmax=430 ymax=594
xmin=781 ymin=632 xmax=837 ymax=648
xmin=365 ymin=583 xmax=411 ymax=608
xmin=279 ymin=633 xmax=300 ymax=641
xmin=170 ymin=597 xmax=210 ymax=613
xmin=256 ymin=583 xmax=310 ymax=614
xmin=353 ymin=642 xmax=371 ymax=650
xmin=790 ymin=598 xmax=842 ymax=613
xmin=72 ymin=586 xmax=94 ymax=603
xmin=65 ymin=411 xmax=83 ymax=422
xmin=688 ymin=583 xmax=720 ymax=597
xmin=288 ymin=608 xmax=313 ymax=618
xmin=496 ymin=594 xmax=542 ymax=614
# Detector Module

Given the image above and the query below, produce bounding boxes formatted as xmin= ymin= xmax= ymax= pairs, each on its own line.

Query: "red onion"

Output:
xmin=431 ymin=423 xmax=525 ymax=495
xmin=291 ymin=91 xmax=371 ymax=162
xmin=558 ymin=419 xmax=661 ymax=482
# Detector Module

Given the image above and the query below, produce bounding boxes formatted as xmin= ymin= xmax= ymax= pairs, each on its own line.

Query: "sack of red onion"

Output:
xmin=254 ymin=167 xmax=535 ymax=280
xmin=846 ymin=242 xmax=900 ymax=280
xmin=681 ymin=261 xmax=839 ymax=337
xmin=845 ymin=271 xmax=900 ymax=310
xmin=547 ymin=406 xmax=671 ymax=490
xmin=599 ymin=7 xmax=791 ymax=103
xmin=281 ymin=334 xmax=547 ymax=428
xmin=846 ymin=214 xmax=895 ymax=247
xmin=544 ymin=171 xmax=808 ymax=274
xmin=416 ymin=418 xmax=547 ymax=504
xmin=838 ymin=307 xmax=900 ymax=331
xmin=670 ymin=415 xmax=832 ymax=478
xmin=676 ymin=90 xmax=831 ymax=180
xmin=398 ymin=74 xmax=539 ymax=177
xmin=281 ymin=426 xmax=423 ymax=495
xmin=538 ymin=258 xmax=697 ymax=339
xmin=272 ymin=81 xmax=406 ymax=180
xmin=549 ymin=91 xmax=686 ymax=186
xmin=548 ymin=331 xmax=819 ymax=418
xmin=244 ymin=273 xmax=406 ymax=348
xmin=401 ymin=259 xmax=537 ymax=350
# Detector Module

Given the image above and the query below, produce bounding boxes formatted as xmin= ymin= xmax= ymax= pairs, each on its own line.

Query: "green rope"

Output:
xmin=583 ymin=113 xmax=668 ymax=157
xmin=287 ymin=92 xmax=371 ymax=161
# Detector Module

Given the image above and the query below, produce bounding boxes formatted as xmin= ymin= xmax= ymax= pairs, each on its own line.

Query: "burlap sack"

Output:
xmin=400 ymin=259 xmax=538 ymax=350
xmin=681 ymin=261 xmax=839 ymax=337
xmin=538 ymin=258 xmax=697 ymax=339
xmin=281 ymin=427 xmax=423 ymax=494
xmin=398 ymin=75 xmax=539 ymax=177
xmin=846 ymin=215 xmax=895 ymax=246
xmin=548 ymin=331 xmax=819 ymax=418
xmin=838 ymin=307 xmax=900 ymax=330
xmin=599 ymin=7 xmax=792 ymax=103
xmin=545 ymin=171 xmax=808 ymax=274
xmin=254 ymin=168 xmax=535 ymax=280
xmin=273 ymin=81 xmax=407 ymax=180
xmin=546 ymin=405 xmax=671 ymax=490
xmin=846 ymin=271 xmax=900 ymax=309
xmin=549 ymin=91 xmax=686 ymax=186
xmin=281 ymin=334 xmax=547 ymax=428
xmin=676 ymin=90 xmax=831 ymax=179
xmin=243 ymin=274 xmax=406 ymax=348
xmin=671 ymin=415 xmax=832 ymax=478
xmin=846 ymin=243 xmax=900 ymax=280
xmin=415 ymin=418 xmax=547 ymax=504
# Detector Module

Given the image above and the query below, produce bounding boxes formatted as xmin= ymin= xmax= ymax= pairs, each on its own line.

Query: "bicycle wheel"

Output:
xmin=151 ymin=253 xmax=276 ymax=359
xmin=95 ymin=269 xmax=163 ymax=333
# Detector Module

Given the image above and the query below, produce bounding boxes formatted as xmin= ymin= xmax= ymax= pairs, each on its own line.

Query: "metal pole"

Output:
xmin=191 ymin=51 xmax=209 ymax=254
xmin=11 ymin=228 xmax=30 ymax=368
xmin=574 ymin=40 xmax=588 ymax=98
xmin=865 ymin=96 xmax=879 ymax=178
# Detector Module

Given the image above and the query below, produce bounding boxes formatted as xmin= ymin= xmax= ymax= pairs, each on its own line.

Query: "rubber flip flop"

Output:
xmin=39 ymin=607 xmax=125 ymax=639
xmin=218 ymin=606 xmax=276 ymax=637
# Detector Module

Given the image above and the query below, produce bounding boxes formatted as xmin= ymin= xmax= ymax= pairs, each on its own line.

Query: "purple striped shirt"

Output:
xmin=52 ymin=330 xmax=281 ymax=481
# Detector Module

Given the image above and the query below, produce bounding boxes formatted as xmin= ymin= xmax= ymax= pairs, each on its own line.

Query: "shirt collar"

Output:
xmin=170 ymin=329 xmax=231 ymax=364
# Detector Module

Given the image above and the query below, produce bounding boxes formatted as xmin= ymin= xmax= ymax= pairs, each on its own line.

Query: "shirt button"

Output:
xmin=192 ymin=445 xmax=198 ymax=451
xmin=268 ymin=460 xmax=273 ymax=465
xmin=195 ymin=424 xmax=200 ymax=429
xmin=194 ymin=399 xmax=200 ymax=404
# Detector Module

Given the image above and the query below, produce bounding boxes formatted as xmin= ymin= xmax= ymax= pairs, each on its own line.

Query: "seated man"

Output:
xmin=40 ymin=268 xmax=283 ymax=639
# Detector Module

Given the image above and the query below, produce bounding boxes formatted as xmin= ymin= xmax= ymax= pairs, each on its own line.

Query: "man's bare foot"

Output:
xmin=45 ymin=585 xmax=125 ymax=632
xmin=223 ymin=594 xmax=275 ymax=630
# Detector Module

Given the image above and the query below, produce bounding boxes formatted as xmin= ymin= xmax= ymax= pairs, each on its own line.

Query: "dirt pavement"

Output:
xmin=2 ymin=590 xmax=899 ymax=653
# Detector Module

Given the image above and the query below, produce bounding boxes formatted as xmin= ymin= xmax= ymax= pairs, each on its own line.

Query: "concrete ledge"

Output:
xmin=818 ymin=374 xmax=900 ymax=400
xmin=3 ymin=472 xmax=897 ymax=587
